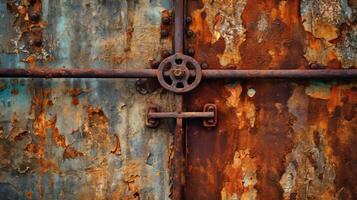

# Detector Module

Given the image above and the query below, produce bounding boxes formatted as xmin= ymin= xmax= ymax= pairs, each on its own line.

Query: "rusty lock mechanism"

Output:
xmin=146 ymin=104 xmax=217 ymax=128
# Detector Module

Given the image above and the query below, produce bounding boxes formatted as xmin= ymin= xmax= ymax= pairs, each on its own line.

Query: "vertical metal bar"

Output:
xmin=172 ymin=1 xmax=185 ymax=199
xmin=174 ymin=0 xmax=184 ymax=53
xmin=172 ymin=95 xmax=184 ymax=200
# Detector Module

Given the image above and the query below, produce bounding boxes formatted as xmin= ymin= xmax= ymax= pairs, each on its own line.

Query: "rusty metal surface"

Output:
xmin=202 ymin=69 xmax=357 ymax=79
xmin=0 ymin=68 xmax=158 ymax=78
xmin=2 ymin=67 xmax=357 ymax=79
xmin=148 ymin=112 xmax=214 ymax=119
xmin=0 ymin=0 xmax=175 ymax=199
xmin=185 ymin=1 xmax=357 ymax=200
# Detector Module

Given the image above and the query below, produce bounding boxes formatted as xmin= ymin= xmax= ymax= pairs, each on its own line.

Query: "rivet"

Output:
xmin=186 ymin=29 xmax=194 ymax=37
xmin=162 ymin=16 xmax=171 ymax=25
xmin=160 ymin=29 xmax=169 ymax=38
xmin=151 ymin=60 xmax=160 ymax=69
xmin=201 ymin=63 xmax=208 ymax=69
xmin=33 ymin=39 xmax=42 ymax=47
xmin=161 ymin=50 xmax=171 ymax=58
xmin=187 ymin=48 xmax=195 ymax=56
xmin=309 ymin=63 xmax=325 ymax=69
xmin=29 ymin=13 xmax=40 ymax=21
xmin=185 ymin=16 xmax=192 ymax=24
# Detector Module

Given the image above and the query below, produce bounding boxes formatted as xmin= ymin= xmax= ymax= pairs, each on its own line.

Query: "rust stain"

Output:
xmin=221 ymin=149 xmax=257 ymax=200
xmin=190 ymin=0 xmax=248 ymax=66
xmin=63 ymin=146 xmax=84 ymax=159
xmin=186 ymin=0 xmax=356 ymax=199
xmin=66 ymin=88 xmax=85 ymax=106
xmin=6 ymin=0 xmax=51 ymax=65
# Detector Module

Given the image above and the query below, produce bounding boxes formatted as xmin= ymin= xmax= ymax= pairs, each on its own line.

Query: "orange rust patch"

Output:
xmin=63 ymin=146 xmax=84 ymax=159
xmin=66 ymin=89 xmax=84 ymax=106
xmin=221 ymin=150 xmax=257 ymax=200
xmin=26 ymin=191 xmax=33 ymax=199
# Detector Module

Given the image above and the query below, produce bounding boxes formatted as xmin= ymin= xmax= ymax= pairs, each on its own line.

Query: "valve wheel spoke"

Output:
xmin=157 ymin=53 xmax=202 ymax=93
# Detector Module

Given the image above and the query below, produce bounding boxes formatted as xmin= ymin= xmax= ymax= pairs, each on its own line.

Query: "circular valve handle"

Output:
xmin=157 ymin=53 xmax=202 ymax=93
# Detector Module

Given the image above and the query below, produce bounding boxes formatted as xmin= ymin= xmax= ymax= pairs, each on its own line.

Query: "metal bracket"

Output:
xmin=146 ymin=104 xmax=217 ymax=128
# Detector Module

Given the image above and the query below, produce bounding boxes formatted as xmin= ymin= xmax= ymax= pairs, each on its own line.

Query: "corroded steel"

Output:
xmin=148 ymin=112 xmax=214 ymax=119
xmin=174 ymin=0 xmax=184 ymax=53
xmin=157 ymin=53 xmax=202 ymax=93
xmin=0 ymin=68 xmax=157 ymax=78
xmin=185 ymin=0 xmax=357 ymax=199
xmin=0 ymin=1 xmax=173 ymax=199
xmin=202 ymin=104 xmax=217 ymax=127
xmin=1 ymin=68 xmax=356 ymax=79
xmin=202 ymin=69 xmax=357 ymax=79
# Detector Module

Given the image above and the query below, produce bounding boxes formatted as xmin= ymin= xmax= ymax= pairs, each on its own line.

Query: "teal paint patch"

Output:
xmin=305 ymin=81 xmax=333 ymax=100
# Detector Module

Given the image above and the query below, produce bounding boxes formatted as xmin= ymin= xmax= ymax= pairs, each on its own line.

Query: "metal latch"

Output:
xmin=146 ymin=104 xmax=217 ymax=128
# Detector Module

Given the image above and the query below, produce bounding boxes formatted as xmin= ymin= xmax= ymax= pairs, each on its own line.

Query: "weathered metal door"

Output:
xmin=0 ymin=1 xmax=175 ymax=199
xmin=184 ymin=1 xmax=357 ymax=200
xmin=1 ymin=0 xmax=357 ymax=200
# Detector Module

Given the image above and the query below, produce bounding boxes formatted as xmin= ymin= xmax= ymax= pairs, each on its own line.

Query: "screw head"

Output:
xmin=187 ymin=48 xmax=195 ymax=56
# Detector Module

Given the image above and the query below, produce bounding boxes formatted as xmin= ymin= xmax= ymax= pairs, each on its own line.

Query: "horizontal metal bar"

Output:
xmin=0 ymin=68 xmax=157 ymax=78
xmin=202 ymin=69 xmax=357 ymax=79
xmin=148 ymin=112 xmax=214 ymax=119
xmin=0 ymin=68 xmax=356 ymax=79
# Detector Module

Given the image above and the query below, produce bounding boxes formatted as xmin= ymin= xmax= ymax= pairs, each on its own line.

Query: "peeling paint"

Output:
xmin=0 ymin=1 xmax=173 ymax=199
xmin=186 ymin=0 xmax=357 ymax=199
xmin=302 ymin=0 xmax=357 ymax=68
xmin=190 ymin=0 xmax=248 ymax=66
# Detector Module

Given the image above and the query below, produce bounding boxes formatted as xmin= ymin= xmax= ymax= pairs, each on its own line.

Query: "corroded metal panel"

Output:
xmin=0 ymin=0 xmax=174 ymax=199
xmin=185 ymin=0 xmax=356 ymax=200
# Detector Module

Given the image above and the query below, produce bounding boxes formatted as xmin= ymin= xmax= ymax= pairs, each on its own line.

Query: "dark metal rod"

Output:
xmin=1 ymin=68 xmax=357 ymax=79
xmin=0 ymin=68 xmax=157 ymax=78
xmin=174 ymin=0 xmax=184 ymax=53
xmin=202 ymin=69 xmax=357 ymax=79
xmin=148 ymin=111 xmax=214 ymax=119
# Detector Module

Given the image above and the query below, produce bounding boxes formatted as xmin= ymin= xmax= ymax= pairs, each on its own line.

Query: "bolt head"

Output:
xmin=173 ymin=68 xmax=185 ymax=79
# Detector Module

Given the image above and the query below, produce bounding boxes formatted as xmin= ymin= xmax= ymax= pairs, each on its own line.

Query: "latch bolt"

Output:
xmin=146 ymin=104 xmax=217 ymax=128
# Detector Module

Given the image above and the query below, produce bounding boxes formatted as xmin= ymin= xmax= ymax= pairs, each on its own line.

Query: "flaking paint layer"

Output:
xmin=0 ymin=0 xmax=174 ymax=199
xmin=185 ymin=0 xmax=357 ymax=199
